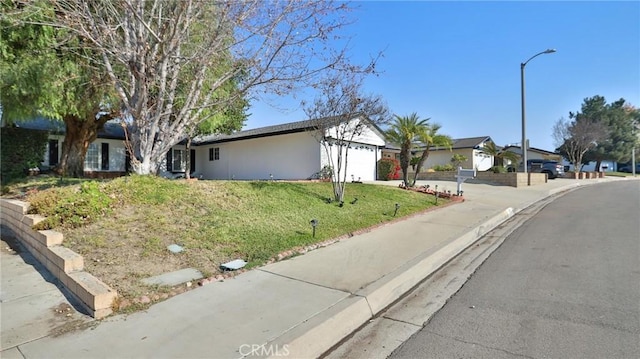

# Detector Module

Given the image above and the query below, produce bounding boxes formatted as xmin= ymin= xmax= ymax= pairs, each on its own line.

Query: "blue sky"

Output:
xmin=246 ymin=1 xmax=640 ymax=152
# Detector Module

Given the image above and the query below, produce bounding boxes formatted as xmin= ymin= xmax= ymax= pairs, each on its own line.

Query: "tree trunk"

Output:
xmin=132 ymin=157 xmax=155 ymax=176
xmin=594 ymin=159 xmax=602 ymax=172
xmin=128 ymin=130 xmax=166 ymax=176
xmin=58 ymin=115 xmax=108 ymax=178
xmin=399 ymin=148 xmax=410 ymax=187
xmin=185 ymin=137 xmax=192 ymax=180
xmin=412 ymin=148 xmax=430 ymax=187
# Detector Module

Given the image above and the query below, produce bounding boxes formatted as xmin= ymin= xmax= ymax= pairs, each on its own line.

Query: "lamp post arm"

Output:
xmin=523 ymin=49 xmax=556 ymax=67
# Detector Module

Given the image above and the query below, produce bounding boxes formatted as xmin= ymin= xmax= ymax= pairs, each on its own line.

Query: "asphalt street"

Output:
xmin=390 ymin=180 xmax=640 ymax=359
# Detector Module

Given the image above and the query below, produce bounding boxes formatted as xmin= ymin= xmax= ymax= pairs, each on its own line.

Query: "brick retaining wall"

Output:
xmin=1 ymin=199 xmax=117 ymax=319
xmin=405 ymin=171 xmax=547 ymax=187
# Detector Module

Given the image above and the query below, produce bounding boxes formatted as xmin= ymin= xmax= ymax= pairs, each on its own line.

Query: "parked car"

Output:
xmin=508 ymin=160 xmax=564 ymax=179
xmin=618 ymin=164 xmax=640 ymax=173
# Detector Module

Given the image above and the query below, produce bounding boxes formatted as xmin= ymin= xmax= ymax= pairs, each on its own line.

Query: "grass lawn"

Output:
xmin=2 ymin=175 xmax=448 ymax=308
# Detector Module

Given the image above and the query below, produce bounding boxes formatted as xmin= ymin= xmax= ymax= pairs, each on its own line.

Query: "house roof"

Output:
xmin=450 ymin=136 xmax=492 ymax=149
xmin=8 ymin=114 xmax=388 ymax=147
xmin=8 ymin=117 xmax=126 ymax=140
xmin=9 ymin=117 xmax=65 ymax=133
xmin=195 ymin=115 xmax=385 ymax=146
xmin=503 ymin=145 xmax=559 ymax=156
xmin=383 ymin=136 xmax=493 ymax=152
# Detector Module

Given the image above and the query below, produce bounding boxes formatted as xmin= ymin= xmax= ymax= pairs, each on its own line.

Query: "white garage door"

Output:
xmin=322 ymin=143 xmax=380 ymax=182
xmin=343 ymin=144 xmax=378 ymax=181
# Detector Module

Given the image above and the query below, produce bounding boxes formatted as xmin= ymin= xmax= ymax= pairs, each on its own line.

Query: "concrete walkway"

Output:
xmin=0 ymin=229 xmax=92 ymax=358
xmin=1 ymin=176 xmax=634 ymax=359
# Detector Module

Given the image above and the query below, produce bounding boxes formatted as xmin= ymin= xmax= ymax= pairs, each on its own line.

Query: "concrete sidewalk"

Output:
xmin=0 ymin=229 xmax=93 ymax=358
xmin=2 ymin=177 xmax=632 ymax=359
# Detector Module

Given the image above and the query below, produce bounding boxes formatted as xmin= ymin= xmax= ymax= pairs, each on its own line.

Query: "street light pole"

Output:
xmin=520 ymin=48 xmax=556 ymax=176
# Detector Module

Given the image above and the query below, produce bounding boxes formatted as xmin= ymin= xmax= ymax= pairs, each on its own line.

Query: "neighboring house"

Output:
xmin=499 ymin=145 xmax=625 ymax=173
xmin=502 ymin=145 xmax=562 ymax=168
xmin=382 ymin=136 xmax=495 ymax=171
xmin=502 ymin=145 xmax=562 ymax=162
xmin=10 ymin=118 xmax=130 ymax=178
xmin=193 ymin=116 xmax=386 ymax=181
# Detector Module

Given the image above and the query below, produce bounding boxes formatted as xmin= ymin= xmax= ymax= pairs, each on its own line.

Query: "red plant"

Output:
xmin=377 ymin=158 xmax=401 ymax=180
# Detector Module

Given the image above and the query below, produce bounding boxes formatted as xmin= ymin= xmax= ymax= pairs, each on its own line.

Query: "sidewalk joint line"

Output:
xmin=3 ymin=334 xmax=51 ymax=354
xmin=363 ymin=296 xmax=374 ymax=317
xmin=16 ymin=345 xmax=27 ymax=359
xmin=256 ymin=269 xmax=352 ymax=294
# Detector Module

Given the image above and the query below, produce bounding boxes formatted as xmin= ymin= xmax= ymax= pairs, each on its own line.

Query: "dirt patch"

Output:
xmin=47 ymin=303 xmax=97 ymax=338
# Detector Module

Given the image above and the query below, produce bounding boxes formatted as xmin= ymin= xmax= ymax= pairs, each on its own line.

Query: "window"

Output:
xmin=172 ymin=149 xmax=185 ymax=172
xmin=85 ymin=143 xmax=100 ymax=170
xmin=209 ymin=147 xmax=220 ymax=161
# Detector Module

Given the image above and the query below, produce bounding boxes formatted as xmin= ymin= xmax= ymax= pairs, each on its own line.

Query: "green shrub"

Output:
xmin=489 ymin=166 xmax=507 ymax=173
xmin=377 ymin=158 xmax=401 ymax=180
xmin=28 ymin=188 xmax=66 ymax=215
xmin=432 ymin=164 xmax=455 ymax=172
xmin=0 ymin=127 xmax=48 ymax=184
xmin=30 ymin=181 xmax=112 ymax=229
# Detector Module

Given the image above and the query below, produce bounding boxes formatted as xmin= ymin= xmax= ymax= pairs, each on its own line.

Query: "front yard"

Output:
xmin=2 ymin=175 xmax=446 ymax=311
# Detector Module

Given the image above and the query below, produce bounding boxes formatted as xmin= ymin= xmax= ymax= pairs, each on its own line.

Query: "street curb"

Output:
xmin=356 ymin=207 xmax=515 ymax=316
xmin=264 ymin=208 xmax=517 ymax=359
xmin=267 ymin=179 xmax=623 ymax=358
xmin=265 ymin=296 xmax=371 ymax=359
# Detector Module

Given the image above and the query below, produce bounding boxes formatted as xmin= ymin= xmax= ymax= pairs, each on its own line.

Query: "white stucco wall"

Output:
xmin=103 ymin=139 xmax=127 ymax=172
xmin=421 ymin=148 xmax=483 ymax=170
xmin=198 ymin=132 xmax=322 ymax=180
xmin=324 ymin=118 xmax=386 ymax=146
xmin=420 ymin=148 xmax=492 ymax=171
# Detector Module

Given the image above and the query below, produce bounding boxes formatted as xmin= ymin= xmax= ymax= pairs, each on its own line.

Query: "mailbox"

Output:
xmin=456 ymin=169 xmax=476 ymax=179
xmin=455 ymin=167 xmax=476 ymax=195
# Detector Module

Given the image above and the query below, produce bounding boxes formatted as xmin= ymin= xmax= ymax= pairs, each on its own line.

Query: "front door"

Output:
xmin=48 ymin=140 xmax=59 ymax=166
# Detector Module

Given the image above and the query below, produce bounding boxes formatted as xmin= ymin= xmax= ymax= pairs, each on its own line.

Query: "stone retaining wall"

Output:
xmin=1 ymin=199 xmax=117 ymax=319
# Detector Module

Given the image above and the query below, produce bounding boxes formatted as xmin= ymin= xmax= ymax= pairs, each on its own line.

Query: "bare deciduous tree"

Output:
xmin=303 ymin=74 xmax=389 ymax=203
xmin=553 ymin=117 xmax=607 ymax=172
xmin=48 ymin=0 xmax=374 ymax=175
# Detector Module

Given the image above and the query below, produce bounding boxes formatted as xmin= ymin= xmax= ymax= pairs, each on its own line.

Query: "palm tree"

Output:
xmin=385 ymin=113 xmax=429 ymax=187
xmin=412 ymin=123 xmax=453 ymax=186
xmin=481 ymin=142 xmax=520 ymax=168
